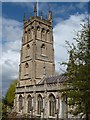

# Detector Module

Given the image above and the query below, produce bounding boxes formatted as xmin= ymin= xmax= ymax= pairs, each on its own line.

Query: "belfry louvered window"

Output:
xmin=26 ymin=44 xmax=30 ymax=57
xmin=37 ymin=26 xmax=41 ymax=39
xmin=42 ymin=28 xmax=46 ymax=40
xmin=47 ymin=29 xmax=50 ymax=42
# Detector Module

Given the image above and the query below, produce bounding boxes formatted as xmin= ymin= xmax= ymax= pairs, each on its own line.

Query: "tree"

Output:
xmin=62 ymin=21 xmax=90 ymax=120
xmin=2 ymin=97 xmax=8 ymax=120
xmin=5 ymin=80 xmax=18 ymax=107
xmin=2 ymin=80 xmax=18 ymax=120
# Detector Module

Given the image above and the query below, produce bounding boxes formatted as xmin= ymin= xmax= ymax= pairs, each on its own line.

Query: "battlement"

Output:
xmin=24 ymin=16 xmax=52 ymax=29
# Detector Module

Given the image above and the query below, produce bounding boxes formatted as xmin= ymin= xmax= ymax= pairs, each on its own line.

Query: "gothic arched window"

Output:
xmin=28 ymin=28 xmax=31 ymax=40
xmin=26 ymin=44 xmax=30 ymax=57
xmin=25 ymin=63 xmax=29 ymax=78
xmin=24 ymin=30 xmax=27 ymax=43
xmin=31 ymin=26 xmax=34 ymax=39
xmin=27 ymin=44 xmax=30 ymax=49
xmin=37 ymin=94 xmax=43 ymax=115
xmin=37 ymin=25 xmax=40 ymax=31
xmin=27 ymin=95 xmax=32 ymax=113
xmin=19 ymin=95 xmax=23 ymax=112
xmin=41 ymin=44 xmax=46 ymax=56
xmin=42 ymin=28 xmax=46 ymax=41
xmin=46 ymin=29 xmax=50 ymax=41
xmin=25 ymin=63 xmax=29 ymax=68
xmin=49 ymin=94 xmax=56 ymax=116
xmin=37 ymin=26 xmax=41 ymax=39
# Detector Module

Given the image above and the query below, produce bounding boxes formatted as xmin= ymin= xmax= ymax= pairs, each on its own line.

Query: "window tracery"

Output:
xmin=41 ymin=44 xmax=46 ymax=56
xmin=19 ymin=95 xmax=23 ymax=112
xmin=42 ymin=28 xmax=46 ymax=40
xmin=28 ymin=28 xmax=31 ymax=40
xmin=37 ymin=94 xmax=43 ymax=115
xmin=37 ymin=26 xmax=41 ymax=39
xmin=27 ymin=95 xmax=32 ymax=113
xmin=49 ymin=94 xmax=56 ymax=116
xmin=24 ymin=30 xmax=27 ymax=43
xmin=46 ymin=29 xmax=50 ymax=41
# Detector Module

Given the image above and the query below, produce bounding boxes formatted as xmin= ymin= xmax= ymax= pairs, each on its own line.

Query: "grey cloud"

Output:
xmin=2 ymin=17 xmax=22 ymax=96
xmin=2 ymin=58 xmax=19 ymax=96
xmin=2 ymin=18 xmax=23 ymax=42
xmin=2 ymin=13 xmax=87 ymax=96
xmin=53 ymin=13 xmax=87 ymax=73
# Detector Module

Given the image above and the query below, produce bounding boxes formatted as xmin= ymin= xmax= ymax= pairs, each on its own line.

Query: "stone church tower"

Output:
xmin=14 ymin=4 xmax=68 ymax=119
xmin=19 ymin=3 xmax=55 ymax=87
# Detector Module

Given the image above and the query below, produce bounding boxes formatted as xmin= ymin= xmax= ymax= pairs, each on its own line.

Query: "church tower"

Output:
xmin=19 ymin=3 xmax=55 ymax=86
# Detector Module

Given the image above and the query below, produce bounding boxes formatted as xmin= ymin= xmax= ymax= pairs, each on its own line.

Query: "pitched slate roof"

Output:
xmin=38 ymin=74 xmax=67 ymax=85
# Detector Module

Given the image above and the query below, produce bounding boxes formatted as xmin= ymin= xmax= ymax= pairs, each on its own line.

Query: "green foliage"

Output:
xmin=2 ymin=97 xmax=8 ymax=120
xmin=0 ymin=99 xmax=2 ymax=120
xmin=2 ymin=80 xmax=18 ymax=120
xmin=62 ymin=21 xmax=90 ymax=119
xmin=5 ymin=80 xmax=18 ymax=107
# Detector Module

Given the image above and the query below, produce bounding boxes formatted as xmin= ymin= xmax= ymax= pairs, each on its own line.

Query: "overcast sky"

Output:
xmin=1 ymin=1 xmax=89 ymax=96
